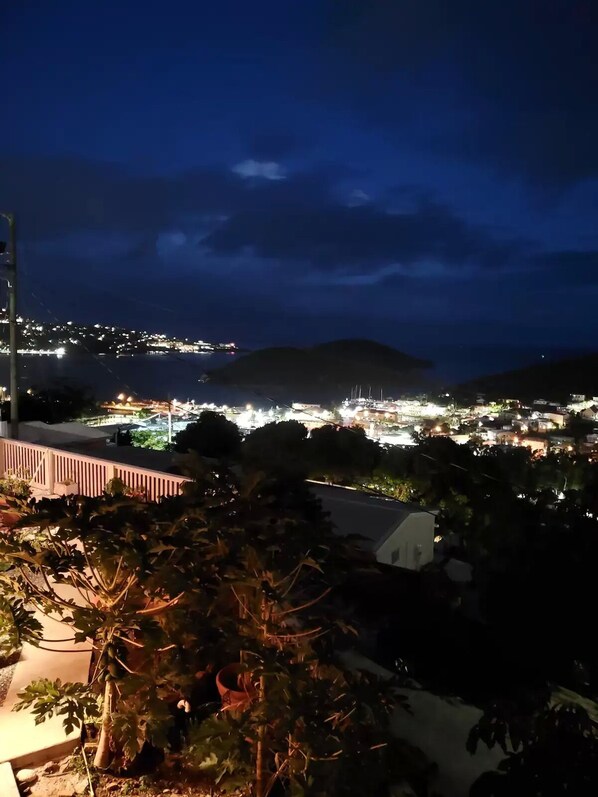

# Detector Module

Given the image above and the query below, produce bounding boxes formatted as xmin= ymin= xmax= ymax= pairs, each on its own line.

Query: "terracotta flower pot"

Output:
xmin=0 ymin=497 xmax=22 ymax=529
xmin=0 ymin=510 xmax=22 ymax=529
xmin=216 ymin=663 xmax=257 ymax=711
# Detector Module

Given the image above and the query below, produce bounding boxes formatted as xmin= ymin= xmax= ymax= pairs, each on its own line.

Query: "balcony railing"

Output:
xmin=0 ymin=439 xmax=188 ymax=500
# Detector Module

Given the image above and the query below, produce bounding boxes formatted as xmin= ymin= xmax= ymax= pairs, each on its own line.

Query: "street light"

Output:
xmin=0 ymin=213 xmax=18 ymax=439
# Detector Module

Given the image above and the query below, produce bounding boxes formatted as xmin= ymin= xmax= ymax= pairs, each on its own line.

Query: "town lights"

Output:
xmin=0 ymin=211 xmax=18 ymax=437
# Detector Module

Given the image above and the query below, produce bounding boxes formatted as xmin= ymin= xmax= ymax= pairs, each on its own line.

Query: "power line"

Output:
xmin=19 ymin=264 xmax=223 ymax=334
xmin=27 ymin=287 xmax=140 ymax=399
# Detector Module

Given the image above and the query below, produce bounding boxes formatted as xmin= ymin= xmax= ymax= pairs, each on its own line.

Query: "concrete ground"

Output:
xmin=342 ymin=650 xmax=504 ymax=797
xmin=0 ymin=761 xmax=20 ymax=796
xmin=0 ymin=583 xmax=92 ymax=768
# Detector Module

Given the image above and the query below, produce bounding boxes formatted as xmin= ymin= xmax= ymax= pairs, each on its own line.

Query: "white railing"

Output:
xmin=0 ymin=439 xmax=188 ymax=499
xmin=113 ymin=464 xmax=188 ymax=502
xmin=1 ymin=439 xmax=48 ymax=490
xmin=84 ymin=415 xmax=133 ymax=427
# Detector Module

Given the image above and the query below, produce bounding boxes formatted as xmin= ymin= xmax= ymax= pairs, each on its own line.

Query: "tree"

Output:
xmin=309 ymin=424 xmax=380 ymax=484
xmin=174 ymin=411 xmax=241 ymax=460
xmin=8 ymin=382 xmax=98 ymax=423
xmin=0 ymin=484 xmax=213 ymax=769
xmin=242 ymin=420 xmax=309 ymax=479
xmin=0 ymin=465 xmax=434 ymax=793
xmin=179 ymin=472 xmax=428 ymax=797
xmin=566 ymin=412 xmax=595 ymax=454
xmin=130 ymin=428 xmax=170 ymax=450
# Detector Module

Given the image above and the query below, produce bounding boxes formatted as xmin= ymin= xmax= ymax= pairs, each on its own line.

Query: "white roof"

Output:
xmin=309 ymin=482 xmax=429 ymax=552
xmin=20 ymin=421 xmax=109 ymax=443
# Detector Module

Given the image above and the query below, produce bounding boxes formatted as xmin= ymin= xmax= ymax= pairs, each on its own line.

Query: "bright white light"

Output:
xmin=55 ymin=346 xmax=65 ymax=357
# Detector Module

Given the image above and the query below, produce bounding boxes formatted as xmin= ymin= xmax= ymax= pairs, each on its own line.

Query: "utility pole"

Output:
xmin=167 ymin=397 xmax=177 ymax=445
xmin=0 ymin=213 xmax=18 ymax=439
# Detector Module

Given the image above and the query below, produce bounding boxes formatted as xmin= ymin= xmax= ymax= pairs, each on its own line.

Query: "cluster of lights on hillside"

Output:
xmin=0 ymin=311 xmax=236 ymax=356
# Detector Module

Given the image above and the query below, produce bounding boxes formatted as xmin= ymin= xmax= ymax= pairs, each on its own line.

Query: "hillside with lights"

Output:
xmin=0 ymin=310 xmax=236 ymax=357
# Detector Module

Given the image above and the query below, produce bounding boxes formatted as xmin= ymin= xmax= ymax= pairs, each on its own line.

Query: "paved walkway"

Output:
xmin=0 ymin=583 xmax=92 ymax=768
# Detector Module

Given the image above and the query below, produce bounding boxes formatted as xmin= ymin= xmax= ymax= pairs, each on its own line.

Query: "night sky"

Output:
xmin=2 ymin=1 xmax=597 ymax=352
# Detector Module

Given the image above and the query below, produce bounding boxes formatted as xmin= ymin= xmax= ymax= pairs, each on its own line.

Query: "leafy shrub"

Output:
xmin=182 ymin=714 xmax=252 ymax=793
xmin=0 ymin=472 xmax=31 ymax=500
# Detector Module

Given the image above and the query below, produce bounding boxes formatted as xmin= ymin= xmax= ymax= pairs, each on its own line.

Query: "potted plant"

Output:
xmin=105 ymin=477 xmax=146 ymax=501
xmin=215 ymin=663 xmax=257 ymax=711
xmin=0 ymin=472 xmax=31 ymax=528
xmin=0 ymin=473 xmax=31 ymax=501
xmin=54 ymin=475 xmax=78 ymax=496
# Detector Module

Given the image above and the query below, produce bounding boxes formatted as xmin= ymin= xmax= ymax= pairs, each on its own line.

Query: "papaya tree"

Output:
xmin=0 ymin=484 xmax=216 ymax=769
xmin=182 ymin=471 xmax=430 ymax=796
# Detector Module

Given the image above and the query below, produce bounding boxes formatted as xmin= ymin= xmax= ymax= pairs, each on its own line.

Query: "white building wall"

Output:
xmin=375 ymin=512 xmax=435 ymax=571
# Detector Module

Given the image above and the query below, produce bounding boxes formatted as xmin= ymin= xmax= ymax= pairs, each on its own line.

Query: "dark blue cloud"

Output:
xmin=203 ymin=199 xmax=524 ymax=272
xmin=528 ymin=250 xmax=598 ymax=284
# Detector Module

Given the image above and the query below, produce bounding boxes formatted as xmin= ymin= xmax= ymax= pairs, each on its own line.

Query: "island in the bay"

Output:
xmin=204 ymin=338 xmax=433 ymax=401
xmin=0 ymin=310 xmax=237 ymax=356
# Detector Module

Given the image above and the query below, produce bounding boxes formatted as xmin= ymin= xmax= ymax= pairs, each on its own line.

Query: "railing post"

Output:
xmin=0 ymin=439 xmax=5 ymax=478
xmin=105 ymin=463 xmax=116 ymax=485
xmin=45 ymin=448 xmax=55 ymax=494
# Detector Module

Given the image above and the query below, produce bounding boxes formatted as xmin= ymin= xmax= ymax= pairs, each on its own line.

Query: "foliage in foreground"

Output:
xmin=0 ymin=594 xmax=41 ymax=665
xmin=469 ymin=693 xmax=598 ymax=796
xmin=0 ymin=481 xmax=213 ymax=768
xmin=0 ymin=467 xmax=432 ymax=795
xmin=0 ymin=472 xmax=32 ymax=499
xmin=178 ymin=467 xmax=420 ymax=796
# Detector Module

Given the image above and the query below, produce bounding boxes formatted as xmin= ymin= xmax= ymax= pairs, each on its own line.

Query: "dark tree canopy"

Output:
xmin=7 ymin=382 xmax=98 ymax=423
xmin=173 ymin=410 xmax=241 ymax=459
xmin=310 ymin=424 xmax=380 ymax=483
xmin=242 ymin=419 xmax=309 ymax=479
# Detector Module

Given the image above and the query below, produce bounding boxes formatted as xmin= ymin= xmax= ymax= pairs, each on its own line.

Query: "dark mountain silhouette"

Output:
xmin=205 ymin=339 xmax=432 ymax=402
xmin=457 ymin=352 xmax=598 ymax=402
